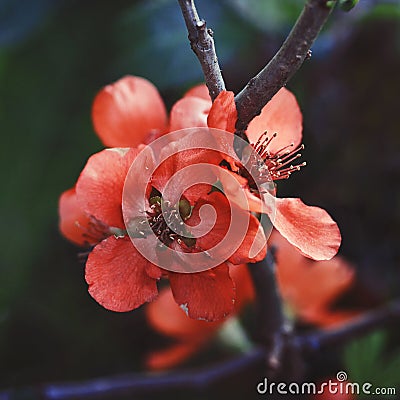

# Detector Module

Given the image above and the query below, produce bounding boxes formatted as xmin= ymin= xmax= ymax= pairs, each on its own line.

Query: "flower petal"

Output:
xmin=207 ymin=91 xmax=237 ymax=133
xmin=229 ymin=216 xmax=267 ymax=264
xmin=168 ymin=263 xmax=235 ymax=321
xmin=219 ymin=168 xmax=269 ymax=214
xmin=273 ymin=198 xmax=341 ymax=260
xmin=76 ymin=148 xmax=138 ymax=228
xmin=271 ymin=230 xmax=355 ymax=326
xmin=184 ymin=84 xmax=211 ymax=100
xmin=92 ymin=76 xmax=167 ymax=147
xmin=147 ymin=287 xmax=220 ymax=339
xmin=272 ymin=230 xmax=353 ymax=305
xmin=150 ymin=131 xmax=222 ymax=205
xmin=59 ymin=187 xmax=107 ymax=246
xmin=147 ymin=264 xmax=252 ymax=340
xmin=85 ymin=236 xmax=159 ymax=312
xmin=188 ymin=192 xmax=266 ymax=264
xmin=246 ymin=88 xmax=302 ymax=153
xmin=169 ymin=96 xmax=211 ymax=132
xmin=230 ymin=263 xmax=254 ymax=307
xmin=146 ymin=342 xmax=201 ymax=371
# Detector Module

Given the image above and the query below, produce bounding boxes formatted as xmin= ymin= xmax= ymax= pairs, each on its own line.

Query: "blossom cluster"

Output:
xmin=59 ymin=76 xmax=342 ymax=322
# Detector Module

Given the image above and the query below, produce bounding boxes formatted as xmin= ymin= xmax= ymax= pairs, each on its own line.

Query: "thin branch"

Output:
xmin=177 ymin=0 xmax=225 ymax=101
xmin=0 ymin=349 xmax=265 ymax=400
xmin=296 ymin=300 xmax=400 ymax=353
xmin=235 ymin=0 xmax=337 ymax=132
xmin=1 ymin=300 xmax=399 ymax=399
xmin=247 ymin=249 xmax=289 ymax=376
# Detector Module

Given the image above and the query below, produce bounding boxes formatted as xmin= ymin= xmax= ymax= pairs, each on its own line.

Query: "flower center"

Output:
xmin=145 ymin=194 xmax=196 ymax=249
xmin=253 ymin=131 xmax=306 ymax=180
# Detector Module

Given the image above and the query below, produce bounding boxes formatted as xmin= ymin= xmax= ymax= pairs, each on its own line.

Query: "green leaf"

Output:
xmin=344 ymin=331 xmax=400 ymax=389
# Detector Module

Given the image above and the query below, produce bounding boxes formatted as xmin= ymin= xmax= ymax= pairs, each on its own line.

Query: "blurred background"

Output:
xmin=0 ymin=0 xmax=399 ymax=398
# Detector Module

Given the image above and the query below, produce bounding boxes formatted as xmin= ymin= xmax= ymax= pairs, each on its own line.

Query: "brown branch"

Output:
xmin=177 ymin=0 xmax=225 ymax=101
xmin=1 ymin=300 xmax=399 ymax=399
xmin=297 ymin=300 xmax=400 ymax=353
xmin=235 ymin=0 xmax=337 ymax=132
xmin=247 ymin=248 xmax=290 ymax=376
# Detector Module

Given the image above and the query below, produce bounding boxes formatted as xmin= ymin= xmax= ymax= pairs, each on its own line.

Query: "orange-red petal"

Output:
xmin=85 ymin=236 xmax=159 ymax=312
xmin=150 ymin=131 xmax=222 ymax=205
xmin=59 ymin=187 xmax=100 ymax=246
xmin=230 ymin=263 xmax=254 ymax=307
xmin=228 ymin=215 xmax=267 ymax=265
xmin=147 ymin=264 xmax=253 ymax=340
xmin=76 ymin=148 xmax=138 ymax=229
xmin=271 ymin=230 xmax=355 ymax=326
xmin=146 ymin=342 xmax=202 ymax=371
xmin=168 ymin=263 xmax=235 ymax=321
xmin=145 ymin=263 xmax=253 ymax=369
xmin=184 ymin=84 xmax=211 ymax=101
xmin=168 ymin=96 xmax=212 ymax=132
xmin=188 ymin=192 xmax=266 ymax=264
xmin=207 ymin=91 xmax=237 ymax=133
xmin=147 ymin=287 xmax=220 ymax=339
xmin=92 ymin=75 xmax=167 ymax=147
xmin=273 ymin=197 xmax=341 ymax=260
xmin=246 ymin=88 xmax=302 ymax=153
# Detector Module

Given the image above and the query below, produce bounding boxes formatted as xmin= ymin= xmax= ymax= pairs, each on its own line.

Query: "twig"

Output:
xmin=177 ymin=0 xmax=225 ymax=100
xmin=235 ymin=0 xmax=337 ymax=132
xmin=296 ymin=300 xmax=400 ymax=353
xmin=247 ymin=249 xmax=289 ymax=376
xmin=0 ymin=349 xmax=265 ymax=400
xmin=1 ymin=300 xmax=399 ymax=399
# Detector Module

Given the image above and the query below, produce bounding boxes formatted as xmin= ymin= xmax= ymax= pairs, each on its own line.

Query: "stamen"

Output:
xmin=254 ymin=130 xmax=268 ymax=148
xmin=251 ymin=131 xmax=306 ymax=182
xmin=145 ymin=194 xmax=196 ymax=249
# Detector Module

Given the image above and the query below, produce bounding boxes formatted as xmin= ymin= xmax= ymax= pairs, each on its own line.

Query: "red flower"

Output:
xmin=145 ymin=232 xmax=356 ymax=370
xmin=59 ymin=75 xmax=341 ymax=322
xmin=146 ymin=264 xmax=254 ymax=370
xmin=271 ymin=231 xmax=357 ymax=327
xmin=74 ymin=140 xmax=265 ymax=320
xmin=207 ymin=89 xmax=342 ymax=261
xmin=59 ymin=77 xmax=267 ymax=321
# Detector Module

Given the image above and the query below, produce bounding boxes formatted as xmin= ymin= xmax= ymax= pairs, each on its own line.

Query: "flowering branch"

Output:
xmin=235 ymin=0 xmax=337 ymax=132
xmin=2 ymin=300 xmax=399 ymax=399
xmin=177 ymin=0 xmax=226 ymax=100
